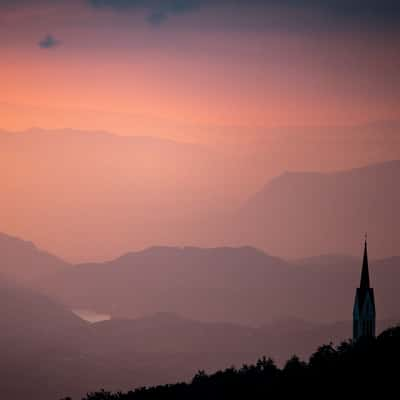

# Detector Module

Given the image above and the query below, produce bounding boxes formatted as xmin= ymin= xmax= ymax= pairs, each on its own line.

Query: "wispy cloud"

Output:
xmin=38 ymin=34 xmax=61 ymax=49
xmin=89 ymin=0 xmax=202 ymax=25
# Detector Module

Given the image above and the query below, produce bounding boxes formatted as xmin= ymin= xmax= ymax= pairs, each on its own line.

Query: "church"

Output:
xmin=353 ymin=238 xmax=376 ymax=341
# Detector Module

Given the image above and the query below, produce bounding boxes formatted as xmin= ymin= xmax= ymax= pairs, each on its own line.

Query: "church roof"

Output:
xmin=355 ymin=239 xmax=375 ymax=314
xmin=360 ymin=240 xmax=370 ymax=289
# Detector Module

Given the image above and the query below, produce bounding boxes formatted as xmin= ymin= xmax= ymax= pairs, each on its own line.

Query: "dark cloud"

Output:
xmin=1 ymin=1 xmax=399 ymax=30
xmin=38 ymin=34 xmax=61 ymax=49
xmin=88 ymin=0 xmax=400 ymax=29
xmin=146 ymin=11 xmax=166 ymax=26
xmin=89 ymin=0 xmax=202 ymax=25
xmin=280 ymin=0 xmax=400 ymax=25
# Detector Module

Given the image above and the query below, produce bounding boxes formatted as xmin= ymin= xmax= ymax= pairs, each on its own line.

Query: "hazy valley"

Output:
xmin=0 ymin=229 xmax=398 ymax=399
xmin=1 ymin=128 xmax=400 ymax=399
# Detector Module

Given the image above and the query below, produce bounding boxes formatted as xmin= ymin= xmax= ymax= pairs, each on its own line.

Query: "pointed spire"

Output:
xmin=360 ymin=235 xmax=370 ymax=289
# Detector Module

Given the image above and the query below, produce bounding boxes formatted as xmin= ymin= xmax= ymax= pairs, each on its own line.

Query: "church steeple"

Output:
xmin=353 ymin=236 xmax=376 ymax=341
xmin=360 ymin=238 xmax=370 ymax=289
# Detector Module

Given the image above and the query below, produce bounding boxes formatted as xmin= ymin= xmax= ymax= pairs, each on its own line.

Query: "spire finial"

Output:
xmin=360 ymin=234 xmax=370 ymax=289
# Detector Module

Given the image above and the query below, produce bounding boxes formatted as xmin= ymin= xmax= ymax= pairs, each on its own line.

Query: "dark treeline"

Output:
xmin=64 ymin=326 xmax=400 ymax=400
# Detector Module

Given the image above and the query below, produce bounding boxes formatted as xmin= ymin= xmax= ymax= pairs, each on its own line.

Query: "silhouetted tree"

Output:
xmin=77 ymin=325 xmax=400 ymax=400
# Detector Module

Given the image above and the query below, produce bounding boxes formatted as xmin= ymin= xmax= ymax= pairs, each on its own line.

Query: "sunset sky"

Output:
xmin=1 ymin=6 xmax=400 ymax=400
xmin=1 ymin=1 xmax=400 ymax=261
xmin=1 ymin=0 xmax=399 ymax=143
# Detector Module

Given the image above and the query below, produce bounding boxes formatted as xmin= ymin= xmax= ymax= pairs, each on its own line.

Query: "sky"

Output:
xmin=1 ymin=8 xmax=400 ymax=397
xmin=1 ymin=1 xmax=400 ymax=261
xmin=1 ymin=0 xmax=399 ymax=144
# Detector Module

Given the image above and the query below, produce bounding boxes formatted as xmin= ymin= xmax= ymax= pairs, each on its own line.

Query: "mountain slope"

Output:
xmin=3 ymin=125 xmax=400 ymax=262
xmin=40 ymin=246 xmax=290 ymax=325
xmin=79 ymin=325 xmax=400 ymax=400
xmin=2 ymin=281 xmax=386 ymax=400
xmin=234 ymin=160 xmax=400 ymax=259
xmin=40 ymin=246 xmax=400 ymax=324
xmin=0 ymin=232 xmax=69 ymax=284
xmin=0 ymin=280 xmax=91 ymax=400
xmin=0 ymin=239 xmax=399 ymax=399
xmin=0 ymin=128 xmax=242 ymax=262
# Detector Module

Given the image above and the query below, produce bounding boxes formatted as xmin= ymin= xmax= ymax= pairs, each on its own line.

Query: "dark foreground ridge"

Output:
xmin=64 ymin=325 xmax=400 ymax=399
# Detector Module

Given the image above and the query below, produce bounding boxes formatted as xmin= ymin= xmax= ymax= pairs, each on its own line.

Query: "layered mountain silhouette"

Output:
xmin=233 ymin=160 xmax=400 ymax=259
xmin=0 ymin=280 xmax=90 ymax=399
xmin=79 ymin=325 xmax=400 ymax=400
xmin=2 ymin=127 xmax=400 ymax=261
xmin=40 ymin=246 xmax=288 ymax=324
xmin=2 ymin=232 xmax=399 ymax=325
xmin=2 ymin=134 xmax=400 ymax=399
xmin=0 ymin=234 xmax=399 ymax=399
xmin=0 ymin=281 xmax=396 ymax=400
xmin=0 ymin=128 xmax=244 ymax=262
xmin=87 ymin=312 xmax=395 ymax=363
xmin=0 ymin=232 xmax=68 ymax=284
xmin=39 ymin=246 xmax=400 ymax=325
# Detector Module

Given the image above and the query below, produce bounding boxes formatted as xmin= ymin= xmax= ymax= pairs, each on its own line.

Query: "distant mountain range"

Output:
xmin=1 ymin=232 xmax=399 ymax=325
xmin=0 ymin=279 xmax=396 ymax=400
xmin=0 ymin=233 xmax=399 ymax=399
xmin=38 ymin=245 xmax=400 ymax=325
xmin=0 ymin=232 xmax=68 ymax=284
xmin=2 ymin=128 xmax=400 ymax=399
xmin=1 ymin=127 xmax=400 ymax=261
xmin=231 ymin=160 xmax=400 ymax=258
xmin=0 ymin=280 xmax=90 ymax=399
xmin=0 ymin=127 xmax=244 ymax=262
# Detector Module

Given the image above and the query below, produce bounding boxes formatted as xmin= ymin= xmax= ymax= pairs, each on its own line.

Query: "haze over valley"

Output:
xmin=1 ymin=125 xmax=400 ymax=400
xmin=1 ymin=1 xmax=400 ymax=398
xmin=1 ymin=125 xmax=400 ymax=261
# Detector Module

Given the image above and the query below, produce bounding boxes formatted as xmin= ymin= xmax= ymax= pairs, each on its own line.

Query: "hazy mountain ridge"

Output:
xmin=233 ymin=160 xmax=400 ymax=259
xmin=79 ymin=325 xmax=400 ymax=400
xmin=1 ymin=230 xmax=398 ymax=326
xmin=2 ymin=153 xmax=400 ymax=398
xmin=0 ymin=127 xmax=248 ymax=262
xmin=2 ymin=126 xmax=400 ymax=261
xmin=0 ymin=234 xmax=398 ymax=399
xmin=0 ymin=232 xmax=69 ymax=284
xmin=40 ymin=245 xmax=290 ymax=324
xmin=0 ymin=282 xmax=397 ymax=400
xmin=38 ymin=245 xmax=400 ymax=325
xmin=1 ymin=229 xmax=399 ymax=326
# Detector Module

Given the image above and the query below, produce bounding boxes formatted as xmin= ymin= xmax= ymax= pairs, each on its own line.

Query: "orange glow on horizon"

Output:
xmin=1 ymin=26 xmax=399 ymax=143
